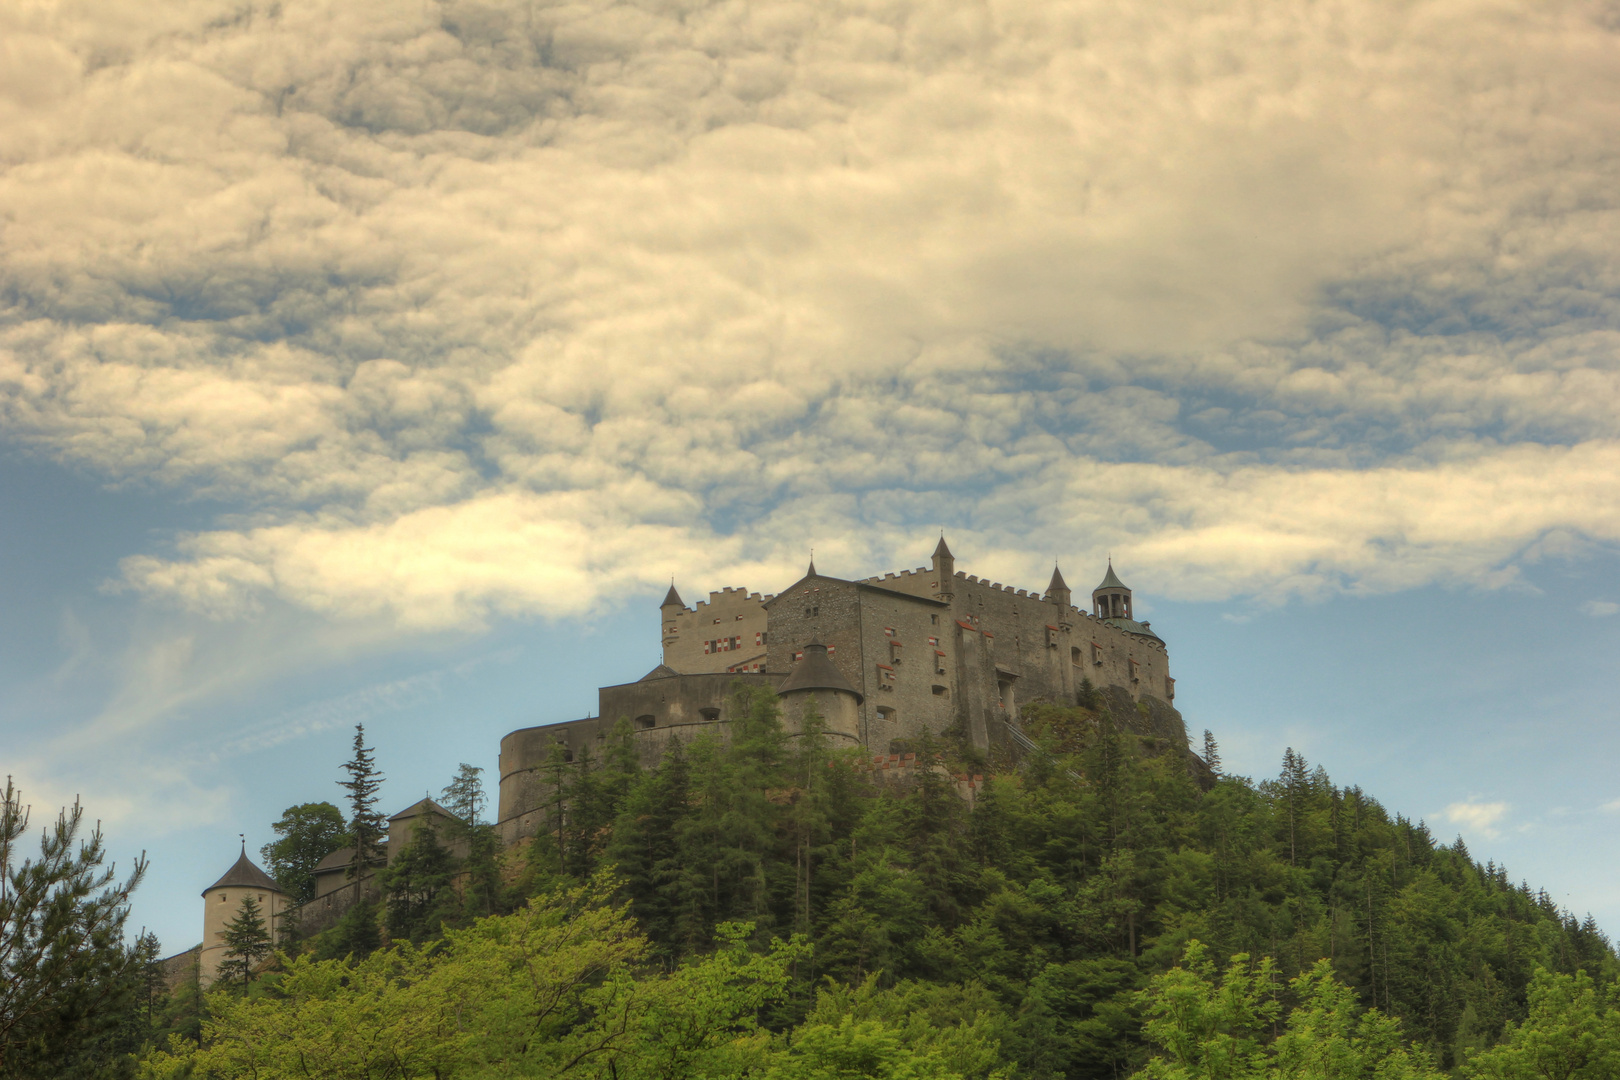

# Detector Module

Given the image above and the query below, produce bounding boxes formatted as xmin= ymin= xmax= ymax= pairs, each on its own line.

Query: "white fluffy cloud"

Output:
xmin=3 ymin=0 xmax=1620 ymax=624
xmin=1443 ymin=800 xmax=1510 ymax=840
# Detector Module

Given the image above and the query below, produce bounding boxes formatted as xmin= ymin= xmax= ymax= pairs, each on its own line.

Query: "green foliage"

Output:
xmin=1134 ymin=940 xmax=1444 ymax=1080
xmin=140 ymin=877 xmax=806 ymax=1080
xmin=441 ymin=763 xmax=487 ymax=826
xmin=196 ymin=698 xmax=1616 ymax=1079
xmin=1462 ymin=968 xmax=1620 ymax=1079
xmin=0 ymin=777 xmax=149 ymax=1079
xmin=260 ymin=802 xmax=346 ymax=904
xmin=216 ymin=894 xmax=272 ymax=990
xmin=382 ymin=817 xmax=458 ymax=944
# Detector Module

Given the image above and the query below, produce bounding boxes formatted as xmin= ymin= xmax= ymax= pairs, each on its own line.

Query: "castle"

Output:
xmin=182 ymin=541 xmax=1187 ymax=984
xmin=494 ymin=541 xmax=1185 ymax=842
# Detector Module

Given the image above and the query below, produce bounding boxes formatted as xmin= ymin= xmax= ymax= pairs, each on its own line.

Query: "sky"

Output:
xmin=1 ymin=0 xmax=1619 ymax=957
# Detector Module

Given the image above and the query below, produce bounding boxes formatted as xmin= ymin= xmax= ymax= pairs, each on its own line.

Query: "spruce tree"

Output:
xmin=1201 ymin=729 xmax=1221 ymax=774
xmin=441 ymin=764 xmax=487 ymax=826
xmin=216 ymin=894 xmax=272 ymax=990
xmin=339 ymin=725 xmax=387 ymax=888
xmin=382 ymin=817 xmax=457 ymax=944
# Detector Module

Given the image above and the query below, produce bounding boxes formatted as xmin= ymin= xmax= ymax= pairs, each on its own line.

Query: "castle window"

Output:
xmin=700 ymin=708 xmax=720 ymax=722
xmin=927 ymin=636 xmax=939 ymax=647
xmin=1091 ymin=642 xmax=1104 ymax=665
xmin=1128 ymin=659 xmax=1140 ymax=683
xmin=932 ymin=684 xmax=948 ymax=696
xmin=793 ymin=650 xmax=803 ymax=662
xmin=884 ymin=626 xmax=896 ymax=637
xmin=735 ymin=614 xmax=743 ymax=620
xmin=930 ymin=614 xmax=938 ymax=625
xmin=1166 ymin=676 xmax=1176 ymax=699
xmin=934 ymin=650 xmax=946 ymax=675
xmin=1046 ymin=625 xmax=1059 ymax=648
xmin=876 ymin=706 xmax=897 ymax=723
xmin=889 ymin=640 xmax=903 ymax=663
xmin=877 ymin=664 xmax=896 ymax=688
xmin=997 ymin=679 xmax=1014 ymax=712
xmin=635 ymin=715 xmax=656 ymax=729
xmin=755 ymin=631 xmax=767 ymax=646
xmin=1071 ymin=646 xmax=1082 ymax=666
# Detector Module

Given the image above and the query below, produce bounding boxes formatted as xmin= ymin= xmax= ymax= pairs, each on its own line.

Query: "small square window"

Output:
xmin=876 ymin=706 xmax=897 ymax=723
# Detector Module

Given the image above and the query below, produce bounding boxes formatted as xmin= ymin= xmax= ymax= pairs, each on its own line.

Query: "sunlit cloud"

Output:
xmin=1581 ymin=600 xmax=1619 ymax=618
xmin=1 ymin=0 xmax=1618 ymax=629
xmin=1443 ymin=800 xmax=1510 ymax=840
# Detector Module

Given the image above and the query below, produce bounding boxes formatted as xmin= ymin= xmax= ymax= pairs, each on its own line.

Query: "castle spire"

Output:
xmin=807 ymin=553 xmax=817 ymax=577
xmin=1092 ymin=559 xmax=1131 ymax=620
xmin=1047 ymin=563 xmax=1071 ymax=608
xmin=661 ymin=582 xmax=683 ymax=609
xmin=931 ymin=535 xmax=955 ymax=602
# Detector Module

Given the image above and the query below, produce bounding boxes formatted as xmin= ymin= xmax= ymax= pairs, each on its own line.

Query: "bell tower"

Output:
xmin=1092 ymin=560 xmax=1132 ymax=620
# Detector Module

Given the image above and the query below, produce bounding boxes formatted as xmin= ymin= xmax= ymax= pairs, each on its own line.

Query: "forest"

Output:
xmin=5 ymin=685 xmax=1618 ymax=1079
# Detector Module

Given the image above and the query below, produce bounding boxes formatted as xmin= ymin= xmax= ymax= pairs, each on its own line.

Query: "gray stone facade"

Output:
xmin=496 ymin=542 xmax=1187 ymax=844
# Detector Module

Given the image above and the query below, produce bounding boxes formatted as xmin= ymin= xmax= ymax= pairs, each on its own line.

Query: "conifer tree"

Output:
xmin=441 ymin=763 xmax=487 ymax=826
xmin=382 ymin=818 xmax=457 ymax=944
xmin=1201 ymin=729 xmax=1221 ymax=774
xmin=0 ymin=778 xmax=148 ymax=1076
xmin=217 ymin=894 xmax=272 ymax=990
xmin=339 ymin=725 xmax=386 ymax=887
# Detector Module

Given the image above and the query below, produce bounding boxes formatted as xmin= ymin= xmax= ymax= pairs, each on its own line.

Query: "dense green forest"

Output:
xmin=8 ymin=687 xmax=1619 ymax=1078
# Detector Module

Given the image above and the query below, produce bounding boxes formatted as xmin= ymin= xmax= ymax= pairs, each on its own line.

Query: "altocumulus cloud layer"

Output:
xmin=3 ymin=0 xmax=1620 ymax=626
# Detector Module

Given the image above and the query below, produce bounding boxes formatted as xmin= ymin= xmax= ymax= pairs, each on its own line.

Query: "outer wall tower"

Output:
xmin=199 ymin=848 xmax=285 ymax=986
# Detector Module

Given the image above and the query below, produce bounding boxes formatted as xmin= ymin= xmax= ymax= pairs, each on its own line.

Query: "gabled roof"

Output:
xmin=1095 ymin=561 xmax=1127 ymax=591
xmin=776 ymin=643 xmax=863 ymax=704
xmin=389 ymin=797 xmax=457 ymax=823
xmin=203 ymin=849 xmax=283 ymax=897
xmin=313 ymin=846 xmax=355 ymax=874
xmin=639 ymin=663 xmax=680 ymax=682
xmin=661 ymin=583 xmax=684 ymax=608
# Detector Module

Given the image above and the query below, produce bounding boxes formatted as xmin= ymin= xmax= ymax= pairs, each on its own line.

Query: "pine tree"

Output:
xmin=441 ymin=764 xmax=487 ymax=826
xmin=0 ymin=778 xmax=148 ymax=1076
xmin=339 ymin=725 xmax=387 ymax=887
xmin=1201 ymin=729 xmax=1221 ymax=774
xmin=217 ymin=894 xmax=272 ymax=990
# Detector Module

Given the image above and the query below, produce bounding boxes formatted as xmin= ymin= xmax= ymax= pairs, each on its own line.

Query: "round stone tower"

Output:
xmin=776 ymin=642 xmax=863 ymax=744
xmin=199 ymin=843 xmax=284 ymax=987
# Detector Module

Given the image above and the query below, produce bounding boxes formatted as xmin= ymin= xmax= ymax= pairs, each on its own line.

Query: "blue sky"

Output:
xmin=2 ymin=0 xmax=1619 ymax=957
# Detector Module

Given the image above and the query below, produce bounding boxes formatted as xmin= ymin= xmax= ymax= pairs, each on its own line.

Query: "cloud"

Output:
xmin=1443 ymin=800 xmax=1510 ymax=840
xmin=2 ymin=0 xmax=1619 ymax=626
xmin=1581 ymin=600 xmax=1619 ymax=617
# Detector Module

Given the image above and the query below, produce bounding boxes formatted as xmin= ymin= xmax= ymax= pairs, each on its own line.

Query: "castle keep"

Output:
xmin=497 ymin=541 xmax=1184 ymax=842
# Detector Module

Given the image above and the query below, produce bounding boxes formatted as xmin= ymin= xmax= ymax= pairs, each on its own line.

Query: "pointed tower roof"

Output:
xmin=777 ymin=643 xmax=863 ymax=704
xmin=203 ymin=848 xmax=282 ymax=897
xmin=388 ymin=797 xmax=458 ymax=824
xmin=661 ymin=582 xmax=684 ymax=608
xmin=1095 ymin=560 xmax=1127 ymax=591
xmin=1048 ymin=564 xmax=1068 ymax=592
xmin=807 ymin=556 xmax=818 ymax=577
xmin=933 ymin=535 xmax=953 ymax=559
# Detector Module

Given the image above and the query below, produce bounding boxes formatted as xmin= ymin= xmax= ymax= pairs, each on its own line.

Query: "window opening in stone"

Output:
xmin=876 ymin=706 xmax=897 ymax=723
xmin=700 ymin=707 xmax=720 ymax=722
xmin=635 ymin=715 xmax=656 ymax=729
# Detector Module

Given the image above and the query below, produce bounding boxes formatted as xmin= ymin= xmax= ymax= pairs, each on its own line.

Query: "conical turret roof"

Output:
xmin=203 ymin=847 xmax=282 ymax=897
xmin=933 ymin=535 xmax=953 ymax=559
xmin=661 ymin=583 xmax=684 ymax=608
xmin=1095 ymin=560 xmax=1127 ymax=591
xmin=777 ymin=643 xmax=863 ymax=704
xmin=1048 ymin=564 xmax=1068 ymax=593
xmin=807 ymin=556 xmax=818 ymax=577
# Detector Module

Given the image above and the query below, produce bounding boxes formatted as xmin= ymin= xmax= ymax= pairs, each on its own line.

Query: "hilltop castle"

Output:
xmin=495 ymin=540 xmax=1186 ymax=842
xmin=183 ymin=541 xmax=1188 ymax=984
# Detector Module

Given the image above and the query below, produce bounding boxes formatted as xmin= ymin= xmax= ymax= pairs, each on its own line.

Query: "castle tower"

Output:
xmin=660 ymin=583 xmax=684 ymax=652
xmin=200 ymin=843 xmax=284 ymax=987
xmin=776 ymin=642 xmax=863 ymax=744
xmin=932 ymin=536 xmax=955 ymax=601
xmin=1046 ymin=564 xmax=1071 ymax=609
xmin=1092 ymin=561 xmax=1132 ymax=620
